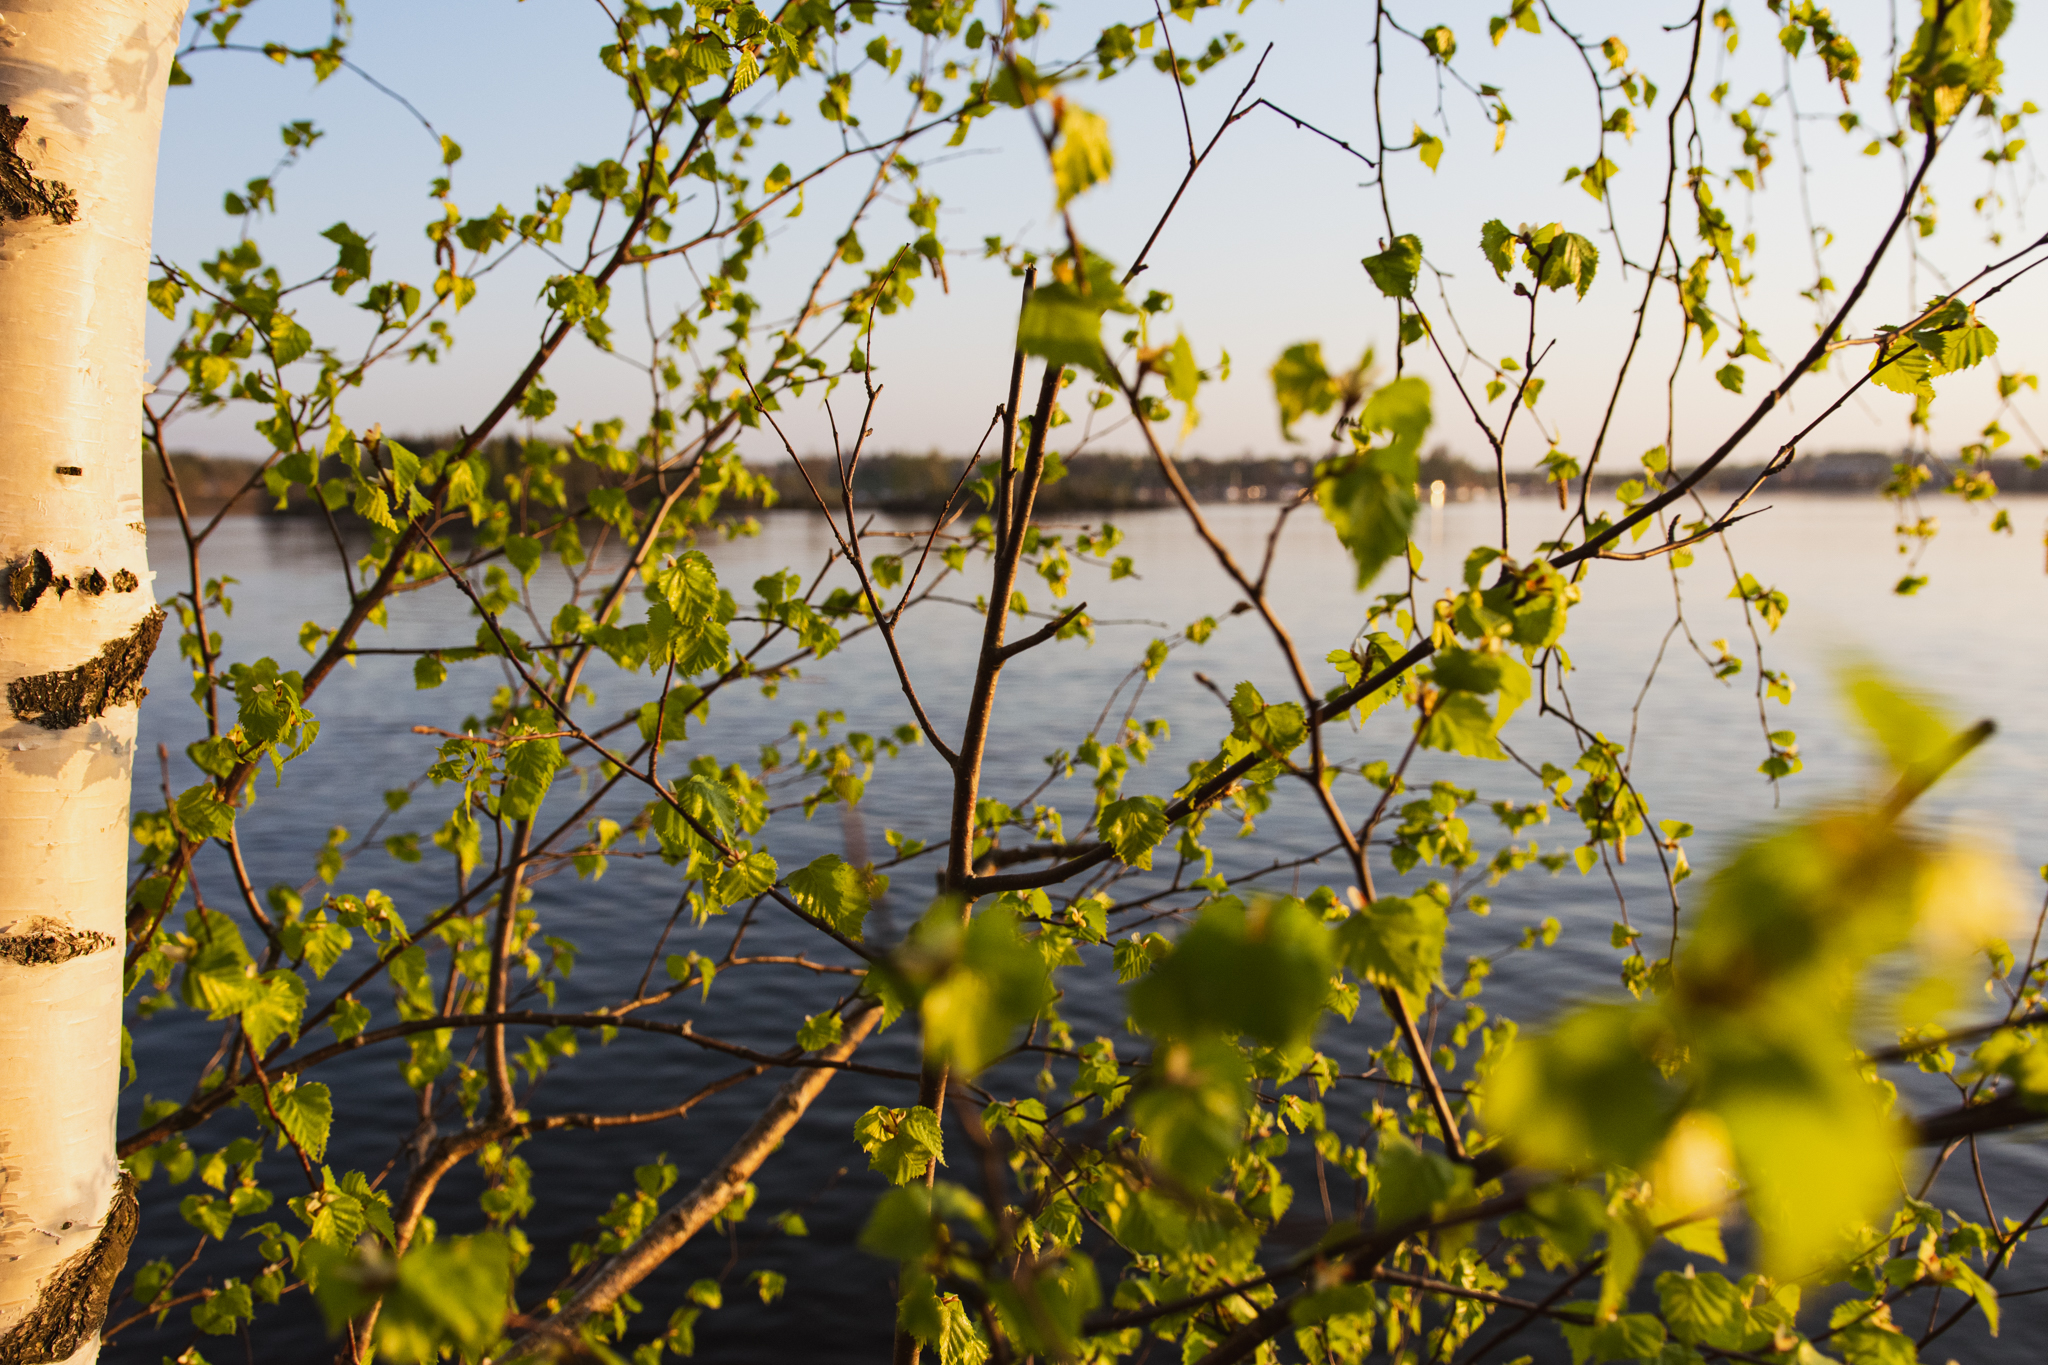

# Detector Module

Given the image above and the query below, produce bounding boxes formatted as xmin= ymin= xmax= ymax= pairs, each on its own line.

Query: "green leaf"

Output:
xmin=1834 ymin=1324 xmax=1922 ymax=1365
xmin=1128 ymin=896 xmax=1336 ymax=1048
xmin=1869 ymin=339 xmax=1933 ymax=397
xmin=750 ymin=1268 xmax=788 ymax=1305
xmin=1578 ymin=156 xmax=1620 ymax=199
xmin=498 ymin=732 xmax=564 ymax=821
xmin=1975 ymin=1028 xmax=2048 ymax=1107
xmin=352 ymin=479 xmax=399 ymax=531
xmin=1920 ymin=320 xmax=1998 ymax=374
xmin=1413 ymin=126 xmax=1443 ymax=171
xmin=787 ymin=854 xmax=877 ymax=937
xmin=797 ymin=1011 xmax=843 ymax=1051
xmin=180 ymin=1193 xmax=235 ymax=1239
xmin=330 ymin=996 xmax=370 ymax=1042
xmin=175 ymin=783 xmax=236 ymax=840
xmin=1715 ymin=362 xmax=1745 ymax=393
xmin=646 ymin=551 xmax=733 ymax=676
xmin=1841 ymin=663 xmax=1958 ymax=775
xmin=306 ymin=1234 xmax=511 ymax=1365
xmin=291 ymin=1168 xmax=395 ymax=1250
xmin=1271 ymin=342 xmax=1338 ymax=440
xmin=709 ymin=849 xmax=778 ymax=906
xmin=934 ymin=1292 xmax=990 ymax=1365
xmin=182 ymin=909 xmax=264 ymax=1018
xmin=1481 ymin=1004 xmax=1682 ymax=1170
xmin=860 ymin=1187 xmax=939 ymax=1262
xmin=321 ymin=221 xmax=373 ymax=285
xmin=1655 ymin=1269 xmax=1748 ymax=1349
xmin=262 ymin=1078 xmax=333 ymax=1162
xmin=1163 ymin=333 xmax=1200 ymax=403
xmin=905 ymin=903 xmax=1055 ymax=1078
xmin=1290 ymin=1282 xmax=1377 ymax=1328
xmin=1480 ymin=219 xmax=1516 ymax=278
xmin=986 ymin=1249 xmax=1099 ymax=1357
xmin=269 ymin=313 xmax=313 ymax=367
xmin=239 ymin=970 xmax=308 ymax=1054
xmin=676 ymin=773 xmax=741 ymax=837
xmin=1223 ymin=681 xmax=1308 ymax=772
xmin=1099 ymin=796 xmax=1168 ymax=870
xmin=401 ymin=1030 xmax=452 ymax=1091
xmin=1419 ymin=648 xmax=1529 ymax=760
xmin=859 ymin=1183 xmax=991 ymax=1263
xmin=1556 ymin=1307 xmax=1667 ymax=1365
xmin=503 ymin=534 xmax=542 ymax=581
xmin=1361 ymin=233 xmax=1423 ymax=299
xmin=1317 ymin=377 xmax=1430 ymax=588
xmin=1017 ymin=282 xmax=1107 ymax=374
xmin=855 ymin=1104 xmax=945 ymax=1184
xmin=1128 ymin=1037 xmax=1249 ymax=1186
xmin=192 ymin=1279 xmax=254 ymax=1335
xmin=1375 ymin=1131 xmax=1472 ymax=1230
xmin=1432 ymin=647 xmax=1530 ymax=716
xmin=1527 ymin=225 xmax=1599 ymax=297
xmin=149 ymin=273 xmax=186 ymax=319
xmin=1016 ymin=251 xmax=1133 ymax=379
xmin=1702 ymin=1030 xmax=1902 ymax=1278
xmin=1336 ymin=890 xmax=1447 ymax=1006
xmin=1110 ymin=1184 xmax=1252 ymax=1258
xmin=1052 ymin=105 xmax=1114 ymax=206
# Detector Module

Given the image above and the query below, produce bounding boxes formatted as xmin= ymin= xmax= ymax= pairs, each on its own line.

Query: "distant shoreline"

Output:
xmin=144 ymin=445 xmax=2044 ymax=521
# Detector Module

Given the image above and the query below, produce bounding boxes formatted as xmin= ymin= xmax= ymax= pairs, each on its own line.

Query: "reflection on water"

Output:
xmin=116 ymin=495 xmax=2048 ymax=1361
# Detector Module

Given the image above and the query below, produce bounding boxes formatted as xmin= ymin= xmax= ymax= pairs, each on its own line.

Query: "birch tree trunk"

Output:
xmin=0 ymin=5 xmax=186 ymax=1361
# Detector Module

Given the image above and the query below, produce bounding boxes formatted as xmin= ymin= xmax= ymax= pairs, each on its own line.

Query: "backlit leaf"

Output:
xmin=1361 ymin=233 xmax=1423 ymax=299
xmin=1317 ymin=377 xmax=1430 ymax=588
xmin=787 ymin=853 xmax=877 ymax=937
xmin=1052 ymin=106 xmax=1114 ymax=205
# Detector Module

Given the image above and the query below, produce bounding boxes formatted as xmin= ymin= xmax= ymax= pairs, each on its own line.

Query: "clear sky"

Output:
xmin=148 ymin=1 xmax=2048 ymax=472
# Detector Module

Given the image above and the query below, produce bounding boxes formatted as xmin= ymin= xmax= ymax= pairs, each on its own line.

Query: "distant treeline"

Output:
xmin=143 ymin=442 xmax=2048 ymax=521
xmin=730 ymin=446 xmax=2048 ymax=514
xmin=761 ymin=446 xmax=1566 ymax=512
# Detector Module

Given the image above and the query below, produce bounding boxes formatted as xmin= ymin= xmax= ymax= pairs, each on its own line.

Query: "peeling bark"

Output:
xmin=0 ymin=108 xmax=77 ymax=227
xmin=4 ymin=554 xmax=52 ymax=614
xmin=6 ymin=609 xmax=163 ymax=731
xmin=0 ymin=920 xmax=116 ymax=968
xmin=0 ymin=1174 xmax=136 ymax=1365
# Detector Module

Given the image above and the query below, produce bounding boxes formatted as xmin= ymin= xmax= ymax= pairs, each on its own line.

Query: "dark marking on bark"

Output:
xmin=54 ymin=465 xmax=81 ymax=477
xmin=0 ymin=917 xmax=115 ymax=966
xmin=110 ymin=569 xmax=139 ymax=593
xmin=0 ymin=1174 xmax=138 ymax=1364
xmin=0 ymin=106 xmax=77 ymax=226
xmin=7 ymin=551 xmax=52 ymax=612
xmin=78 ymin=569 xmax=107 ymax=596
xmin=6 ymin=607 xmax=164 ymax=730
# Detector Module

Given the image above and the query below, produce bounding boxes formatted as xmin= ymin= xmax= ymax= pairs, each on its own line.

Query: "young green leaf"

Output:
xmin=786 ymin=853 xmax=877 ymax=937
xmin=1361 ymin=233 xmax=1423 ymax=299
xmin=1099 ymin=795 xmax=1168 ymax=869
xmin=1051 ymin=105 xmax=1114 ymax=205
xmin=1317 ymin=377 xmax=1431 ymax=588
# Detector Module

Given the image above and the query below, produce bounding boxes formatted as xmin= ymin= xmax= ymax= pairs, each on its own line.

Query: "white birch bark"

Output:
xmin=0 ymin=4 xmax=187 ymax=1361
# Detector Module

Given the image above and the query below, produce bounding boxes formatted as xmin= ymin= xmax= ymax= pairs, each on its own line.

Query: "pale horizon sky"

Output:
xmin=147 ymin=1 xmax=2048 ymax=472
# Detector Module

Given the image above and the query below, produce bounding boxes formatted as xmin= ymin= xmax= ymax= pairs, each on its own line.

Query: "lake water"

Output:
xmin=112 ymin=494 xmax=2048 ymax=1362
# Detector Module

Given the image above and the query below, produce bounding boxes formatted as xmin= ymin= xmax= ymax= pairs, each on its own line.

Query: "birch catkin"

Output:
xmin=0 ymin=5 xmax=187 ymax=1361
